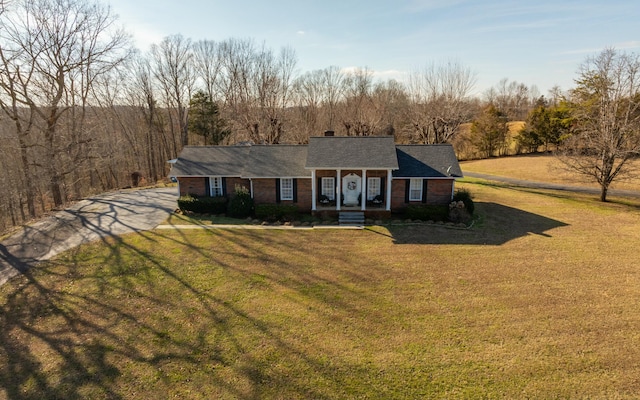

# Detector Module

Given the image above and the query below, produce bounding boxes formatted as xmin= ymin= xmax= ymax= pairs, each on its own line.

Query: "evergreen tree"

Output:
xmin=471 ymin=105 xmax=509 ymax=158
xmin=517 ymin=97 xmax=572 ymax=153
xmin=188 ymin=90 xmax=231 ymax=145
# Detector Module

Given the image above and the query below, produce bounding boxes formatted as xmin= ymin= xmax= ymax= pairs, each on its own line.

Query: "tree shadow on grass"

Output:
xmin=0 ymin=227 xmax=378 ymax=399
xmin=0 ymin=188 xmax=354 ymax=399
xmin=0 ymin=186 xmax=570 ymax=398
xmin=386 ymin=201 xmax=569 ymax=245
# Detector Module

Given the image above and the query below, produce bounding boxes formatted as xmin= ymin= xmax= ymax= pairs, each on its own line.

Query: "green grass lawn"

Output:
xmin=2 ymin=180 xmax=640 ymax=399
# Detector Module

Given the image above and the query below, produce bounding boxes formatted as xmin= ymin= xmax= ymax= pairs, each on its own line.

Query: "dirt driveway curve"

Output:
xmin=0 ymin=187 xmax=177 ymax=286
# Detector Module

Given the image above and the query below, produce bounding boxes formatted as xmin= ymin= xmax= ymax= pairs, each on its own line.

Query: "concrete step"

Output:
xmin=339 ymin=211 xmax=365 ymax=226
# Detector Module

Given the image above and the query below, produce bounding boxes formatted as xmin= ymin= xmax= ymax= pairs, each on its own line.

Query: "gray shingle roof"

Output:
xmin=394 ymin=145 xmax=463 ymax=178
xmin=169 ymin=140 xmax=463 ymax=180
xmin=242 ymin=145 xmax=310 ymax=178
xmin=305 ymin=136 xmax=399 ymax=169
xmin=168 ymin=146 xmax=250 ymax=177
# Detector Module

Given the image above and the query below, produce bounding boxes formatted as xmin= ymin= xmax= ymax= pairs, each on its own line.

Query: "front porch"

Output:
xmin=310 ymin=168 xmax=393 ymax=220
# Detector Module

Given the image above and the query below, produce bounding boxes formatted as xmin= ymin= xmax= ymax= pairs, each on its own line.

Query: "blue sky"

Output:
xmin=107 ymin=0 xmax=639 ymax=96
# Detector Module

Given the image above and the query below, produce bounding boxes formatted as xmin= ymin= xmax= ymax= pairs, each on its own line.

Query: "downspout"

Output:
xmin=451 ymin=179 xmax=455 ymax=200
xmin=336 ymin=169 xmax=341 ymax=211
xmin=386 ymin=170 xmax=392 ymax=211
xmin=361 ymin=169 xmax=367 ymax=211
xmin=311 ymin=170 xmax=317 ymax=211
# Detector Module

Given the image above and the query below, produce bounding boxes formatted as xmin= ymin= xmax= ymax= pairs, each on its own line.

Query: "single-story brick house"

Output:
xmin=168 ymin=135 xmax=463 ymax=218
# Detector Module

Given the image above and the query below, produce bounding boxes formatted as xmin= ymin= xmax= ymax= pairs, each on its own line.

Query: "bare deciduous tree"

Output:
xmin=0 ymin=0 xmax=130 ymax=208
xmin=127 ymin=53 xmax=170 ymax=182
xmin=321 ymin=65 xmax=344 ymax=132
xmin=193 ymin=39 xmax=222 ymax=102
xmin=371 ymin=79 xmax=409 ymax=137
xmin=218 ymin=38 xmax=257 ymax=142
xmin=485 ymin=78 xmax=539 ymax=121
xmin=252 ymin=44 xmax=297 ymax=143
xmin=292 ymin=69 xmax=324 ymax=141
xmin=151 ymin=34 xmax=195 ymax=148
xmin=340 ymin=67 xmax=380 ymax=136
xmin=558 ymin=48 xmax=640 ymax=202
xmin=217 ymin=39 xmax=296 ymax=144
xmin=407 ymin=61 xmax=476 ymax=144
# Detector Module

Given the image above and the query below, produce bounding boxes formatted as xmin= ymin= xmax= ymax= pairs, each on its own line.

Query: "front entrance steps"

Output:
xmin=338 ymin=211 xmax=365 ymax=226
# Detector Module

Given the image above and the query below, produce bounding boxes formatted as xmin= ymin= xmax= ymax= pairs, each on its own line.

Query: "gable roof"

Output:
xmin=169 ymin=138 xmax=463 ymax=180
xmin=394 ymin=145 xmax=463 ymax=178
xmin=168 ymin=146 xmax=250 ymax=177
xmin=305 ymin=136 xmax=399 ymax=170
xmin=243 ymin=145 xmax=310 ymax=178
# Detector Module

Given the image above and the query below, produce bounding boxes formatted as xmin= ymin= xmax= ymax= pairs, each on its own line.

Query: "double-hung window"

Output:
xmin=409 ymin=178 xmax=423 ymax=201
xmin=210 ymin=177 xmax=223 ymax=197
xmin=367 ymin=177 xmax=381 ymax=200
xmin=280 ymin=178 xmax=294 ymax=201
xmin=321 ymin=177 xmax=335 ymax=200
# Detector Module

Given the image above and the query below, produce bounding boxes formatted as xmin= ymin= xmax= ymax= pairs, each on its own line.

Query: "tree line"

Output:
xmin=1 ymin=0 xmax=639 ymax=234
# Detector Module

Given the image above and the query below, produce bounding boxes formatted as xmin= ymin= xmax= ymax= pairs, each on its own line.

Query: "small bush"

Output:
xmin=227 ymin=185 xmax=254 ymax=218
xmin=255 ymin=204 xmax=299 ymax=222
xmin=448 ymin=201 xmax=472 ymax=224
xmin=452 ymin=188 xmax=474 ymax=215
xmin=404 ymin=205 xmax=448 ymax=221
xmin=178 ymin=194 xmax=228 ymax=214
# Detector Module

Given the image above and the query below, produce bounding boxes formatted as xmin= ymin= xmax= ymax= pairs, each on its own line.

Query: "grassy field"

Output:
xmin=2 ymin=176 xmax=640 ymax=398
xmin=462 ymin=153 xmax=640 ymax=192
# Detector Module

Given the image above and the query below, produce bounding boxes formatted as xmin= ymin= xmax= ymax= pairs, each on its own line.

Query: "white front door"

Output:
xmin=342 ymin=173 xmax=361 ymax=206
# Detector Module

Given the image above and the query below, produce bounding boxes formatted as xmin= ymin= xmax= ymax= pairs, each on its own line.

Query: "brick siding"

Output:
xmin=252 ymin=179 xmax=277 ymax=204
xmin=252 ymin=178 xmax=313 ymax=212
xmin=391 ymin=178 xmax=454 ymax=209
xmin=180 ymin=175 xmax=455 ymax=212
xmin=178 ymin=177 xmax=249 ymax=197
xmin=225 ymin=178 xmax=251 ymax=196
xmin=426 ymin=180 xmax=455 ymax=205
xmin=179 ymin=177 xmax=207 ymax=196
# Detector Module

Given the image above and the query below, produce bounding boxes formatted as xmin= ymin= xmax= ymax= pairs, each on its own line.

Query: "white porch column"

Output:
xmin=249 ymin=179 xmax=254 ymax=198
xmin=386 ymin=170 xmax=392 ymax=211
xmin=361 ymin=169 xmax=367 ymax=211
xmin=336 ymin=169 xmax=341 ymax=211
xmin=311 ymin=169 xmax=317 ymax=211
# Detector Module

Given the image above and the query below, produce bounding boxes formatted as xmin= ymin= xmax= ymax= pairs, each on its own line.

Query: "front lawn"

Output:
xmin=1 ymin=181 xmax=640 ymax=398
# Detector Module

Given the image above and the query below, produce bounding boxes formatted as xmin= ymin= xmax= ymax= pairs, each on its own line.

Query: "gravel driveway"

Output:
xmin=0 ymin=187 xmax=177 ymax=286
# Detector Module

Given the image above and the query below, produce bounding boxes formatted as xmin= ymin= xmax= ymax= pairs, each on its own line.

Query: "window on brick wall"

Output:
xmin=210 ymin=177 xmax=223 ymax=197
xmin=409 ymin=178 xmax=422 ymax=201
xmin=280 ymin=178 xmax=293 ymax=200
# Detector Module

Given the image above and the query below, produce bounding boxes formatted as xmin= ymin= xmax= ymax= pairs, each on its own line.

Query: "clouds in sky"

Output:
xmin=108 ymin=0 xmax=640 ymax=95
